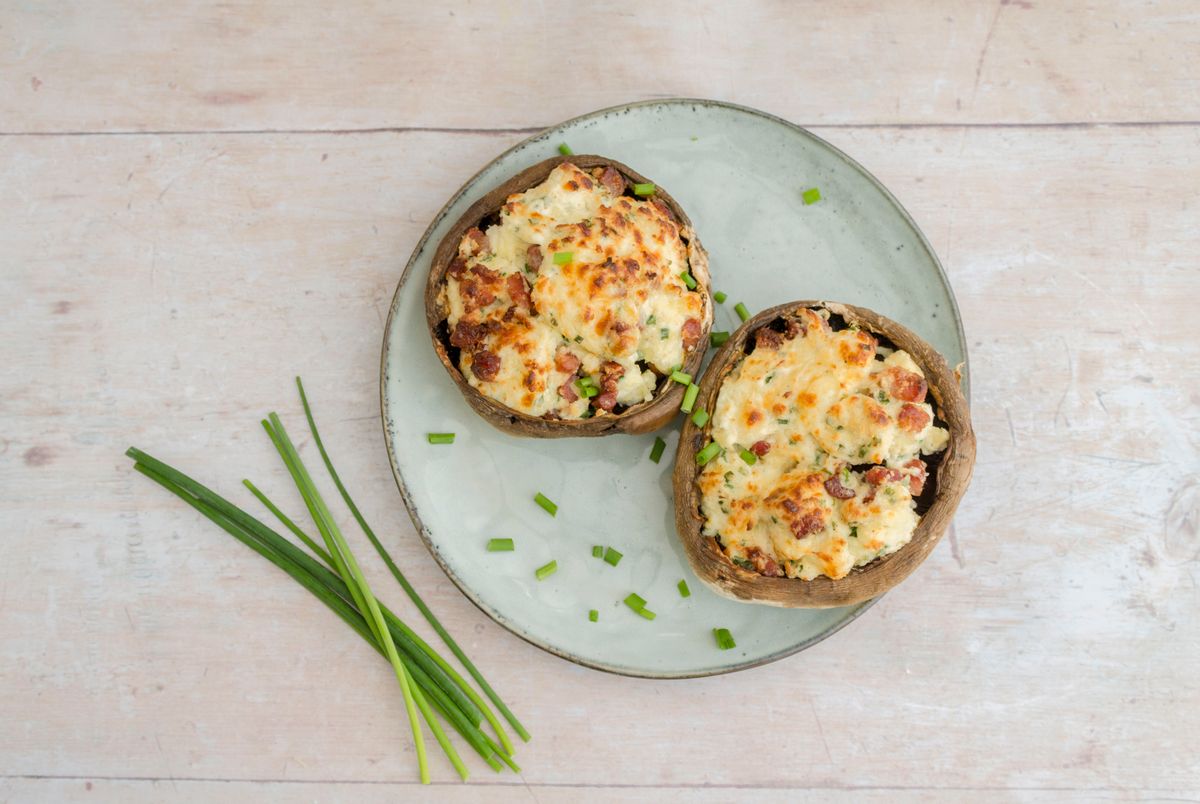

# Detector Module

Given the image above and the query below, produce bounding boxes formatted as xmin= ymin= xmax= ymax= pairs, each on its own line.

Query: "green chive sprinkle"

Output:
xmin=696 ymin=441 xmax=722 ymax=465
xmin=681 ymin=383 xmax=700 ymax=414
xmin=553 ymin=251 xmax=573 ymax=265
xmin=713 ymin=291 xmax=728 ymax=304
xmin=588 ymin=609 xmax=599 ymax=622
xmin=734 ymin=303 xmax=751 ymax=322
xmin=636 ymin=607 xmax=657 ymax=620
xmin=649 ymin=436 xmax=667 ymax=464
xmin=603 ymin=547 xmax=623 ymax=567
xmin=535 ymin=560 xmax=557 ymax=581
xmin=710 ymin=331 xmax=730 ymax=348
xmin=670 ymin=370 xmax=692 ymax=385
xmin=678 ymin=579 xmax=691 ymax=598
xmin=713 ymin=627 xmax=736 ymax=650
xmin=558 ymin=143 xmax=574 ymax=156
xmin=592 ymin=545 xmax=603 ymax=558
xmin=739 ymin=449 xmax=757 ymax=466
xmin=534 ymin=492 xmax=557 ymax=516
xmin=691 ymin=408 xmax=709 ymax=428
xmin=679 ymin=271 xmax=697 ymax=289
xmin=575 ymin=377 xmax=599 ymax=398
xmin=624 ymin=593 xmax=647 ymax=611
xmin=802 ymin=187 xmax=822 ymax=205
xmin=486 ymin=538 xmax=514 ymax=552
xmin=427 ymin=433 xmax=455 ymax=444
xmin=633 ymin=182 xmax=656 ymax=196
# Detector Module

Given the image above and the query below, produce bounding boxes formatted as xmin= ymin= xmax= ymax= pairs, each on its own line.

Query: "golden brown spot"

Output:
xmin=797 ymin=391 xmax=817 ymax=407
xmin=746 ymin=409 xmax=762 ymax=426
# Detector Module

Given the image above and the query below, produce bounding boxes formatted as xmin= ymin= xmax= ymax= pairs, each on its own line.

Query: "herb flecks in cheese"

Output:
xmin=441 ymin=163 xmax=705 ymax=419
xmin=697 ymin=309 xmax=950 ymax=581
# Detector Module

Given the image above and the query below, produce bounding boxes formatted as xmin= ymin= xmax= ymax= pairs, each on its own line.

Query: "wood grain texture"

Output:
xmin=673 ymin=302 xmax=976 ymax=608
xmin=3 ymin=1 xmax=1200 ymax=133
xmin=1 ymin=2 xmax=1198 ymax=800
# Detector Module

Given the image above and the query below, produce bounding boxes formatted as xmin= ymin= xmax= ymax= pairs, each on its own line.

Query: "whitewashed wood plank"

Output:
xmin=0 ymin=126 xmax=1196 ymax=796
xmin=3 ymin=1 xmax=1199 ymax=133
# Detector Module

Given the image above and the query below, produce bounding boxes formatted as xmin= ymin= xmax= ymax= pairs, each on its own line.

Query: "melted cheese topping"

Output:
xmin=697 ymin=309 xmax=950 ymax=580
xmin=440 ymin=163 xmax=706 ymax=418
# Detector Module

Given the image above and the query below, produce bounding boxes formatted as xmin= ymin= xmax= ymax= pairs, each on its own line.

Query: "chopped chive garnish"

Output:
xmin=558 ymin=143 xmax=573 ymax=156
xmin=636 ymin=607 xmax=657 ymax=620
xmin=681 ymin=383 xmax=700 ymax=414
xmin=603 ymin=547 xmax=623 ymax=567
xmin=710 ymin=331 xmax=730 ymax=348
xmin=649 ymin=437 xmax=667 ymax=464
xmin=427 ymin=433 xmax=455 ymax=444
xmin=592 ymin=545 xmax=603 ymax=558
xmin=678 ymin=579 xmax=691 ymax=598
xmin=739 ymin=449 xmax=757 ymax=466
xmin=734 ymin=303 xmax=751 ymax=322
xmin=679 ymin=271 xmax=697 ymax=289
xmin=575 ymin=377 xmax=599 ymax=398
xmin=713 ymin=291 xmax=728 ymax=304
xmin=670 ymin=370 xmax=692 ymax=385
xmin=534 ymin=492 xmax=557 ymax=517
xmin=588 ymin=609 xmax=599 ymax=622
xmin=802 ymin=187 xmax=822 ymax=205
xmin=553 ymin=251 xmax=573 ymax=265
xmin=696 ymin=441 xmax=722 ymax=465
xmin=534 ymin=560 xmax=557 ymax=581
xmin=691 ymin=409 xmax=710 ymax=428
xmin=713 ymin=627 xmax=736 ymax=650
xmin=624 ymin=593 xmax=647 ymax=611
xmin=486 ymin=538 xmax=514 ymax=552
xmin=632 ymin=182 xmax=656 ymax=196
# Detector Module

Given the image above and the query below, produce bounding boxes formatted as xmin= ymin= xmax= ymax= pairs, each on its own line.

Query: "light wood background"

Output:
xmin=2 ymin=2 xmax=1198 ymax=802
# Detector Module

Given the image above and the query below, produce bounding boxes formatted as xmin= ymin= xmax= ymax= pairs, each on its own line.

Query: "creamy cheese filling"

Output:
xmin=697 ymin=309 xmax=950 ymax=580
xmin=440 ymin=162 xmax=705 ymax=419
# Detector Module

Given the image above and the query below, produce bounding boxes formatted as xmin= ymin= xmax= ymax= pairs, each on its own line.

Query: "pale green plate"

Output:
xmin=381 ymin=100 xmax=967 ymax=678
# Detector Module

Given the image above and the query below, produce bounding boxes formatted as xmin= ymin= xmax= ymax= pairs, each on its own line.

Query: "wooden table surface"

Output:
xmin=3 ymin=3 xmax=1198 ymax=802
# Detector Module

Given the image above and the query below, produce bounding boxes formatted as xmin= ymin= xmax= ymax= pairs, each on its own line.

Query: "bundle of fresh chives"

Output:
xmin=125 ymin=379 xmax=530 ymax=783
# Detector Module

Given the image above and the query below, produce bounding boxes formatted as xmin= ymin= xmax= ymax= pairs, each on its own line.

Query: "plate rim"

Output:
xmin=378 ymin=97 xmax=969 ymax=679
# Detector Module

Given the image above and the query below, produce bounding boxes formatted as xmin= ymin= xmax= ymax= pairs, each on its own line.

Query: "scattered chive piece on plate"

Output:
xmin=696 ymin=441 xmax=722 ymax=465
xmin=592 ymin=545 xmax=603 ymax=558
xmin=633 ymin=182 xmax=656 ymax=196
xmin=802 ymin=187 xmax=822 ymax=205
xmin=636 ymin=607 xmax=657 ymax=620
xmin=553 ymin=251 xmax=573 ymax=265
xmin=734 ymin=302 xmax=751 ymax=322
xmin=713 ymin=290 xmax=728 ymax=304
xmin=739 ymin=449 xmax=757 ymax=466
xmin=603 ymin=547 xmax=623 ymax=567
xmin=624 ymin=593 xmax=647 ymax=611
xmin=558 ymin=143 xmax=573 ymax=156
xmin=681 ymin=383 xmax=700 ymax=414
xmin=691 ymin=408 xmax=709 ymax=428
xmin=670 ymin=370 xmax=692 ymax=385
xmin=678 ymin=579 xmax=691 ymax=598
xmin=427 ymin=433 xmax=455 ymax=445
xmin=487 ymin=538 xmax=514 ymax=552
xmin=709 ymin=331 xmax=729 ymax=348
xmin=713 ymin=627 xmax=737 ymax=650
xmin=534 ymin=492 xmax=557 ymax=516
xmin=588 ymin=609 xmax=599 ymax=622
xmin=534 ymin=560 xmax=557 ymax=581
xmin=649 ymin=436 xmax=667 ymax=464
xmin=679 ymin=270 xmax=697 ymax=289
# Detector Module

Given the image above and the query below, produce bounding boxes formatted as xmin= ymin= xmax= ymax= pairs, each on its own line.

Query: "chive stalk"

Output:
xmin=691 ymin=409 xmax=709 ymax=428
xmin=679 ymin=271 xmax=697 ymax=289
xmin=695 ymin=441 xmax=722 ymax=465
xmin=294 ymin=379 xmax=529 ymax=746
xmin=678 ymin=580 xmax=691 ymax=598
xmin=534 ymin=492 xmax=557 ymax=517
xmin=709 ymin=331 xmax=729 ymax=348
xmin=713 ymin=291 xmax=728 ymax=304
xmin=669 ymin=370 xmax=692 ymax=385
xmin=681 ymin=383 xmax=700 ymax=414
xmin=603 ymin=547 xmax=623 ymax=567
xmin=535 ymin=560 xmax=558 ymax=581
xmin=558 ymin=143 xmax=573 ymax=156
xmin=553 ymin=251 xmax=572 ymax=265
xmin=427 ymin=433 xmax=455 ymax=444
xmin=734 ymin=303 xmax=751 ymax=322
xmin=649 ymin=437 xmax=667 ymax=464
xmin=633 ymin=182 xmax=656 ymax=196
xmin=487 ymin=538 xmax=515 ymax=552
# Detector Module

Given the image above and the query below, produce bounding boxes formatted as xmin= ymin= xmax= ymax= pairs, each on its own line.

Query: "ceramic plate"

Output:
xmin=381 ymin=99 xmax=968 ymax=678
